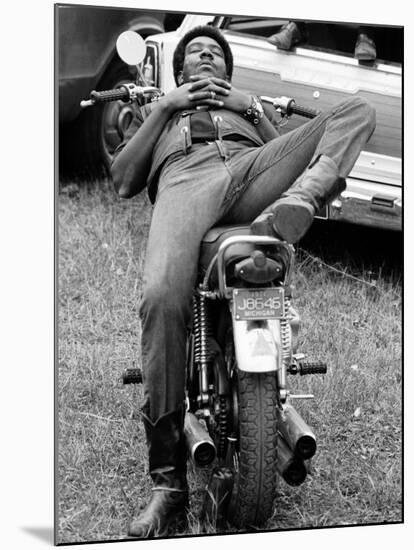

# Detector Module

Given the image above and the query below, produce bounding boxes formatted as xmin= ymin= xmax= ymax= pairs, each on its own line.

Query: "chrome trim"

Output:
xmin=350 ymin=152 xmax=401 ymax=187
xmin=144 ymin=42 xmax=160 ymax=88
xmin=329 ymin=177 xmax=402 ymax=231
xmin=288 ymin=394 xmax=315 ymax=400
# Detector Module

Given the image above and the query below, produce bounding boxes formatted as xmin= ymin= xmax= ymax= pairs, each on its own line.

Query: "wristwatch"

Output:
xmin=243 ymin=95 xmax=264 ymax=126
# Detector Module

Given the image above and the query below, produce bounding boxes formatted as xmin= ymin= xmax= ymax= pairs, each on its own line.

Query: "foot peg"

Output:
xmin=122 ymin=368 xmax=143 ymax=384
xmin=288 ymin=361 xmax=327 ymax=376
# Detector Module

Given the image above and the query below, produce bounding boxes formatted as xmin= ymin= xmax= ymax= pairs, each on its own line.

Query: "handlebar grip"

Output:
xmin=90 ymin=87 xmax=130 ymax=104
xmin=290 ymin=103 xmax=320 ymax=119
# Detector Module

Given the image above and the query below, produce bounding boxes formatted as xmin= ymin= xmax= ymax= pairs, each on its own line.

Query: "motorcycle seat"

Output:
xmin=198 ymin=224 xmax=255 ymax=276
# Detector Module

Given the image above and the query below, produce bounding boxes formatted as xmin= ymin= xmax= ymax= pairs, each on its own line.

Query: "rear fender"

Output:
xmin=232 ymin=318 xmax=283 ymax=373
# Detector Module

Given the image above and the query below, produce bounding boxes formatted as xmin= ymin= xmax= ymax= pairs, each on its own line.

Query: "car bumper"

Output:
xmin=326 ymin=177 xmax=402 ymax=231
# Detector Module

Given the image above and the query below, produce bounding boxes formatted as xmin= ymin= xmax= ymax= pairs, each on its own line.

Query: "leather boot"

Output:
xmin=267 ymin=21 xmax=303 ymax=50
xmin=251 ymin=155 xmax=345 ymax=243
xmin=128 ymin=408 xmax=189 ymax=538
xmin=354 ymin=33 xmax=376 ymax=61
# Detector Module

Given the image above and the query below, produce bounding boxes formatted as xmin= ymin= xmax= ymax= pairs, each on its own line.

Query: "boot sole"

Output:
xmin=272 ymin=203 xmax=314 ymax=243
xmin=128 ymin=509 xmax=188 ymax=538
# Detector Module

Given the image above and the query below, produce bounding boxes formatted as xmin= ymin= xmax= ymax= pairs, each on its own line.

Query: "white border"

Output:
xmin=1 ymin=1 xmax=410 ymax=549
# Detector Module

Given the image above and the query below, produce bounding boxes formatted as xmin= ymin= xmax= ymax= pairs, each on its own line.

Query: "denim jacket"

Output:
xmin=113 ymin=101 xmax=279 ymax=203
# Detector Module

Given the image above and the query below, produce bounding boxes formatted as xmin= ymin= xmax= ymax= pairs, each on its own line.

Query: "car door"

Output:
xmin=218 ymin=16 xmax=402 ymax=230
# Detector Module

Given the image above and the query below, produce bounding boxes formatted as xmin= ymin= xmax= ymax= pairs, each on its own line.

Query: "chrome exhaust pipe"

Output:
xmin=277 ymin=403 xmax=317 ymax=459
xmin=184 ymin=412 xmax=216 ymax=467
xmin=277 ymin=435 xmax=307 ymax=486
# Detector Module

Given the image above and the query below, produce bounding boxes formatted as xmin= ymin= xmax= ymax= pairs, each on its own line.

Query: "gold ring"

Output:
xmin=210 ymin=91 xmax=216 ymax=100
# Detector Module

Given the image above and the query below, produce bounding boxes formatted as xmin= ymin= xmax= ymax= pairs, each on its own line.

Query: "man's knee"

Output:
xmin=140 ymin=282 xmax=173 ymax=315
xmin=337 ymin=96 xmax=376 ymax=133
xmin=139 ymin=278 xmax=192 ymax=320
xmin=351 ymin=96 xmax=376 ymax=132
xmin=348 ymin=96 xmax=376 ymax=125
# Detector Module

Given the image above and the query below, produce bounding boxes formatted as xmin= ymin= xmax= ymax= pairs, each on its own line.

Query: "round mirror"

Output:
xmin=116 ymin=31 xmax=146 ymax=66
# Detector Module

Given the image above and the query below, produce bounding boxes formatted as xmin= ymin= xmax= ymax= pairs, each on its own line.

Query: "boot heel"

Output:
xmin=250 ymin=212 xmax=274 ymax=236
xmin=272 ymin=202 xmax=314 ymax=243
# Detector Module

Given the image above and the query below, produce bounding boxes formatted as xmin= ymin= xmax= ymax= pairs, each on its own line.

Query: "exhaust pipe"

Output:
xmin=184 ymin=412 xmax=216 ymax=466
xmin=277 ymin=403 xmax=317 ymax=459
xmin=277 ymin=435 xmax=307 ymax=486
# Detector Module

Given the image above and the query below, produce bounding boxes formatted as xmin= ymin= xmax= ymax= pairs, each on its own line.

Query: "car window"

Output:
xmin=222 ymin=16 xmax=402 ymax=66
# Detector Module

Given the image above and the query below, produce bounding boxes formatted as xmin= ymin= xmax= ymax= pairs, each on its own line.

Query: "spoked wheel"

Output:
xmin=224 ymin=331 xmax=279 ymax=529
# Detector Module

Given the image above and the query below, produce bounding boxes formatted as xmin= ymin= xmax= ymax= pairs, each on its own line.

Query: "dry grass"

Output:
xmin=56 ymin=179 xmax=402 ymax=544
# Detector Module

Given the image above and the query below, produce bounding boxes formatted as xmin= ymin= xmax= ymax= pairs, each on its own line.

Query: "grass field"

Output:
xmin=57 ymin=179 xmax=402 ymax=544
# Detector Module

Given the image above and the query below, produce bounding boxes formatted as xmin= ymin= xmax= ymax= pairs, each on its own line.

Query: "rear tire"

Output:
xmin=227 ymin=369 xmax=278 ymax=528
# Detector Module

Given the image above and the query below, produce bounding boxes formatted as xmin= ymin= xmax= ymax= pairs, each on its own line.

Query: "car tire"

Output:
xmin=59 ymin=56 xmax=139 ymax=179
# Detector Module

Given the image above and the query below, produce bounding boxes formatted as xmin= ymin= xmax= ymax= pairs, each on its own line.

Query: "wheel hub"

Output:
xmin=102 ymin=99 xmax=136 ymax=156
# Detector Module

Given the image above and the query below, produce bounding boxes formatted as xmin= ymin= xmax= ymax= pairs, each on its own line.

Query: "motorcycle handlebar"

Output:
xmin=90 ymin=87 xmax=130 ymax=103
xmin=80 ymin=83 xmax=162 ymax=108
xmin=289 ymin=103 xmax=320 ymax=119
xmin=261 ymin=95 xmax=320 ymax=119
xmin=81 ymin=86 xmax=319 ymax=122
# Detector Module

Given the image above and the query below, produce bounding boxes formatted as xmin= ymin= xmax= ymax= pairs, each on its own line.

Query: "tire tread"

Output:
xmin=229 ymin=370 xmax=278 ymax=528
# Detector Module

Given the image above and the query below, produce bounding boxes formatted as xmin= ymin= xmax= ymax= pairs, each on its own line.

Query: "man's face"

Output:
xmin=178 ymin=36 xmax=228 ymax=84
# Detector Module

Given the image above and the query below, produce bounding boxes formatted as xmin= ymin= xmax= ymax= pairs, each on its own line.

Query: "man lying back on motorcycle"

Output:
xmin=111 ymin=24 xmax=376 ymax=538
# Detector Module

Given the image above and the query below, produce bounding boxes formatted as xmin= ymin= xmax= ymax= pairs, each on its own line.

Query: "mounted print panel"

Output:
xmin=56 ymin=2 xmax=403 ymax=545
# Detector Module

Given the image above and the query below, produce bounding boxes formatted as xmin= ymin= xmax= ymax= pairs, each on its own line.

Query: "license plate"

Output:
xmin=233 ymin=288 xmax=284 ymax=321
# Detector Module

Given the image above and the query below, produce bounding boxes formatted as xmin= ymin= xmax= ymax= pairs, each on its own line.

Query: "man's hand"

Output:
xmin=160 ymin=76 xmax=251 ymax=115
xmin=161 ymin=79 xmax=225 ymax=114
xmin=188 ymin=75 xmax=251 ymax=113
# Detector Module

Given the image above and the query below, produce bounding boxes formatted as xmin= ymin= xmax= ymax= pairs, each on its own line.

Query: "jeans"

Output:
xmin=139 ymin=97 xmax=375 ymax=420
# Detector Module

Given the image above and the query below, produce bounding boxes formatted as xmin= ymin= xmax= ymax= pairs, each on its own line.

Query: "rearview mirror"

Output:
xmin=116 ymin=31 xmax=146 ymax=66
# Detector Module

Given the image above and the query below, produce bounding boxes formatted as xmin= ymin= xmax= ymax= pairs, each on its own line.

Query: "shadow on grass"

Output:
xmin=300 ymin=219 xmax=403 ymax=282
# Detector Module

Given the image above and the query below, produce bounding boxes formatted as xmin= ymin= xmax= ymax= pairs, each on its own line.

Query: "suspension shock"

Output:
xmin=193 ymin=289 xmax=213 ymax=407
xmin=278 ymin=295 xmax=292 ymax=395
xmin=193 ymin=297 xmax=202 ymax=364
xmin=281 ymin=296 xmax=292 ymax=361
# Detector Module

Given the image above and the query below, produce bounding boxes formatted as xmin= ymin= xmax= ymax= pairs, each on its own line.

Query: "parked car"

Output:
xmin=143 ymin=14 xmax=402 ymax=231
xmin=57 ymin=4 xmax=184 ymax=175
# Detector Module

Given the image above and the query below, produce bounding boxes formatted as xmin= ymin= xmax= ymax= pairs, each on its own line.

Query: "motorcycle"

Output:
xmin=81 ymin=31 xmax=328 ymax=530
